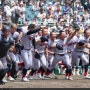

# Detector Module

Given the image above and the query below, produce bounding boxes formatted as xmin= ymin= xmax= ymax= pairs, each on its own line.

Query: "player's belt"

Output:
xmin=57 ymin=54 xmax=65 ymax=56
xmin=24 ymin=49 xmax=31 ymax=50
xmin=38 ymin=52 xmax=45 ymax=54
xmin=76 ymin=51 xmax=83 ymax=52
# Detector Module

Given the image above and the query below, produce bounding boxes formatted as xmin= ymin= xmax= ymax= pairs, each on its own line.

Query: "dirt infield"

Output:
xmin=0 ymin=75 xmax=90 ymax=88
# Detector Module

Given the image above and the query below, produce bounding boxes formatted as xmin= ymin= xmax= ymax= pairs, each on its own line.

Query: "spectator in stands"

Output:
xmin=19 ymin=1 xmax=25 ymax=13
xmin=37 ymin=9 xmax=46 ymax=21
xmin=62 ymin=3 xmax=71 ymax=14
xmin=11 ymin=2 xmax=20 ymax=24
xmin=18 ymin=11 xmax=25 ymax=25
xmin=4 ymin=2 xmax=12 ymax=17
xmin=77 ymin=2 xmax=84 ymax=15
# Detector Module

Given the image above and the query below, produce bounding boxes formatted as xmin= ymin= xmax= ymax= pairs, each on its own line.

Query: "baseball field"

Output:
xmin=0 ymin=75 xmax=90 ymax=88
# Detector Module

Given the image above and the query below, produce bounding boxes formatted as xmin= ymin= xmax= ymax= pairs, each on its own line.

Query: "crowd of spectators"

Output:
xmin=0 ymin=0 xmax=90 ymax=33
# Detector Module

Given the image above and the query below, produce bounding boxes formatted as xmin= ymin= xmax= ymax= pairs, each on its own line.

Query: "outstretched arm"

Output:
xmin=27 ymin=27 xmax=41 ymax=35
xmin=68 ymin=30 xmax=77 ymax=41
xmin=68 ymin=23 xmax=80 ymax=41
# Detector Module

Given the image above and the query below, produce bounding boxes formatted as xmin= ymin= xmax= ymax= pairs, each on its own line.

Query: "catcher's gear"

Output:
xmin=72 ymin=22 xmax=80 ymax=31
xmin=78 ymin=40 xmax=86 ymax=46
xmin=34 ymin=52 xmax=40 ymax=59
xmin=40 ymin=36 xmax=48 ymax=42
xmin=56 ymin=43 xmax=63 ymax=50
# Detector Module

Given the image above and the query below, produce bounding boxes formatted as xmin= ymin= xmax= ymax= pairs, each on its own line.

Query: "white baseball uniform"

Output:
xmin=48 ymin=39 xmax=58 ymax=67
xmin=67 ymin=35 xmax=78 ymax=62
xmin=49 ymin=36 xmax=72 ymax=71
xmin=83 ymin=37 xmax=90 ymax=60
xmin=72 ymin=35 xmax=89 ymax=67
xmin=20 ymin=31 xmax=35 ymax=69
xmin=33 ymin=36 xmax=48 ymax=70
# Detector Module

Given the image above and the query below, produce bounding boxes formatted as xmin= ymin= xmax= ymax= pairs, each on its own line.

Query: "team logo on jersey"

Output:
xmin=39 ymin=42 xmax=48 ymax=46
xmin=28 ymin=37 xmax=33 ymax=40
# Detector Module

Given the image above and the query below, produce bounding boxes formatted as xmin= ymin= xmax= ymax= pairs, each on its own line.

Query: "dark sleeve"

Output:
xmin=32 ymin=39 xmax=36 ymax=49
xmin=9 ymin=37 xmax=14 ymax=46
xmin=27 ymin=27 xmax=41 ymax=35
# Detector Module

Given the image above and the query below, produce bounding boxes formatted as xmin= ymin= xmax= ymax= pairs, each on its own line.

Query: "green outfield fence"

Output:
xmin=54 ymin=65 xmax=90 ymax=75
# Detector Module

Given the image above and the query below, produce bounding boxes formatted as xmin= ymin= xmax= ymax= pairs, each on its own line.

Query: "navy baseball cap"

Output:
xmin=2 ymin=26 xmax=10 ymax=32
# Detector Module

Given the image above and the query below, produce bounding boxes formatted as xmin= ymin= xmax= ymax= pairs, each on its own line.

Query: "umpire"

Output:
xmin=0 ymin=26 xmax=14 ymax=84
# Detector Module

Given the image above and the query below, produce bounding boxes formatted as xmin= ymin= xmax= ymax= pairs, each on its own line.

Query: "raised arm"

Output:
xmin=27 ymin=27 xmax=41 ymax=35
xmin=68 ymin=23 xmax=80 ymax=41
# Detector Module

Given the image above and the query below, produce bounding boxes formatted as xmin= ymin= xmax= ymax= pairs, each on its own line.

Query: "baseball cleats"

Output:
xmin=7 ymin=76 xmax=15 ymax=81
xmin=22 ymin=77 xmax=29 ymax=82
xmin=84 ymin=76 xmax=90 ymax=79
xmin=28 ymin=75 xmax=34 ymax=80
xmin=37 ymin=73 xmax=45 ymax=80
xmin=35 ymin=74 xmax=40 ymax=79
xmin=2 ymin=78 xmax=8 ymax=83
xmin=28 ymin=74 xmax=39 ymax=80
xmin=65 ymin=76 xmax=73 ymax=80
xmin=44 ymin=73 xmax=57 ymax=79
xmin=68 ymin=76 xmax=73 ymax=80
xmin=44 ymin=75 xmax=51 ymax=79
xmin=65 ymin=76 xmax=69 ymax=80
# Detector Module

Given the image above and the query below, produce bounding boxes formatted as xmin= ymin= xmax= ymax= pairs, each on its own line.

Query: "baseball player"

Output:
xmin=4 ymin=24 xmax=23 ymax=82
xmin=67 ymin=28 xmax=80 ymax=75
xmin=0 ymin=26 xmax=14 ymax=84
xmin=9 ymin=43 xmax=24 ymax=79
xmin=7 ymin=24 xmax=20 ymax=81
xmin=45 ymin=24 xmax=80 ymax=80
xmin=30 ymin=27 xmax=49 ymax=79
xmin=20 ymin=24 xmax=42 ymax=82
xmin=28 ymin=30 xmax=43 ymax=80
xmin=43 ymin=31 xmax=58 ymax=78
xmin=82 ymin=29 xmax=90 ymax=75
xmin=72 ymin=28 xmax=90 ymax=79
xmin=47 ymin=32 xmax=57 ymax=68
xmin=73 ymin=30 xmax=85 ymax=75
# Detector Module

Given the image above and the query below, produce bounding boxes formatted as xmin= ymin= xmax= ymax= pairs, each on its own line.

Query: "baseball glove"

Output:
xmin=56 ymin=43 xmax=63 ymax=50
xmin=78 ymin=40 xmax=86 ymax=46
xmin=40 ymin=36 xmax=48 ymax=42
xmin=34 ymin=52 xmax=40 ymax=59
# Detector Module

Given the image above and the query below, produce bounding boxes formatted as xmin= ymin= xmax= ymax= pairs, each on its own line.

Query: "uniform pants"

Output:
xmin=21 ymin=49 xmax=33 ymax=69
xmin=49 ymin=54 xmax=72 ymax=71
xmin=72 ymin=51 xmax=89 ymax=67
xmin=0 ymin=57 xmax=7 ymax=69
xmin=33 ymin=53 xmax=48 ymax=70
